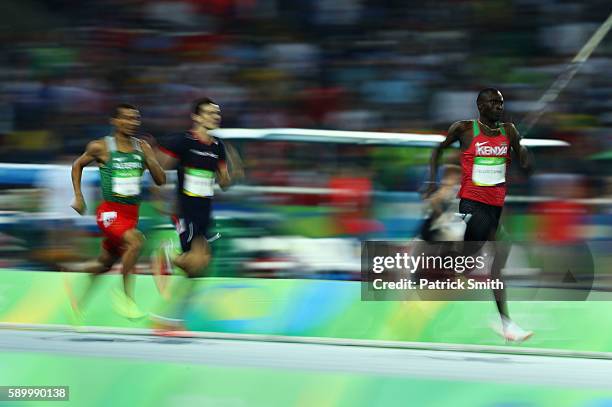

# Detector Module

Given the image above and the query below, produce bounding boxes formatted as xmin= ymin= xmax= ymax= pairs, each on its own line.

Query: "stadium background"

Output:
xmin=0 ymin=1 xmax=611 ymax=406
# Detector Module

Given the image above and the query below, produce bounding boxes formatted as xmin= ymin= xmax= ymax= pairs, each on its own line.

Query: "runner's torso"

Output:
xmin=99 ymin=136 xmax=145 ymax=206
xmin=458 ymin=120 xmax=511 ymax=207
xmin=160 ymin=131 xmax=226 ymax=214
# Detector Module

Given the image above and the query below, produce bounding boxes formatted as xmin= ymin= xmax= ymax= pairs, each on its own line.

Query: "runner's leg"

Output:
xmin=73 ymin=246 xmax=119 ymax=311
xmin=174 ymin=236 xmax=210 ymax=317
xmin=173 ymin=236 xmax=211 ymax=278
xmin=120 ymin=228 xmax=145 ymax=300
xmin=490 ymin=226 xmax=510 ymax=319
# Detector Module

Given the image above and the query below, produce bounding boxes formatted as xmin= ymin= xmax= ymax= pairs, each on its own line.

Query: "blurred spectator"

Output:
xmin=0 ymin=0 xmax=609 ymax=199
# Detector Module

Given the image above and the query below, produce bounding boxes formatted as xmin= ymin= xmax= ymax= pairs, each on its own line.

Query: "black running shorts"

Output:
xmin=174 ymin=198 xmax=212 ymax=252
xmin=459 ymin=198 xmax=503 ymax=241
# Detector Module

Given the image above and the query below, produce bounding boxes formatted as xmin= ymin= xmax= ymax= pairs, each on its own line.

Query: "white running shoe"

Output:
xmin=494 ymin=318 xmax=534 ymax=343
xmin=149 ymin=313 xmax=193 ymax=336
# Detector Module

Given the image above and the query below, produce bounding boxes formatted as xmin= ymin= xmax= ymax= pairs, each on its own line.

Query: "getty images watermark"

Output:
xmin=361 ymin=240 xmax=599 ymax=301
xmin=370 ymin=250 xmax=502 ymax=290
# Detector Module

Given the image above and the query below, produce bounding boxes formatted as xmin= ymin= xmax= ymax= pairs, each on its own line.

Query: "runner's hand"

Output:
xmin=71 ymin=195 xmax=87 ymax=215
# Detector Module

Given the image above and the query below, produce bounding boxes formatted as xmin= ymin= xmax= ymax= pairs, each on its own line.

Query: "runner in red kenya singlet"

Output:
xmin=426 ymin=88 xmax=534 ymax=342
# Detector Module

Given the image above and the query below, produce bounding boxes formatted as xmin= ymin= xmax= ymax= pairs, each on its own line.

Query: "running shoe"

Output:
xmin=112 ymin=288 xmax=146 ymax=320
xmin=493 ymin=318 xmax=534 ymax=343
xmin=149 ymin=313 xmax=195 ymax=337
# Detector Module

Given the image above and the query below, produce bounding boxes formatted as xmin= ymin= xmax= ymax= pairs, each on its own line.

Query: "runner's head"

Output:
xmin=477 ymin=88 xmax=504 ymax=123
xmin=111 ymin=103 xmax=140 ymax=137
xmin=192 ymin=97 xmax=221 ymax=131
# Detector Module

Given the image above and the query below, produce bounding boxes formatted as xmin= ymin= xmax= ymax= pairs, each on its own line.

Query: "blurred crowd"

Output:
xmin=0 ymin=0 xmax=610 ymax=162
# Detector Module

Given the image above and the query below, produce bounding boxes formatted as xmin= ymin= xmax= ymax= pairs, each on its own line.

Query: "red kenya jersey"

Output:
xmin=458 ymin=120 xmax=511 ymax=207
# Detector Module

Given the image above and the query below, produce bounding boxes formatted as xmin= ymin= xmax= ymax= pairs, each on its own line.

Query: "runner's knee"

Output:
xmin=183 ymin=252 xmax=211 ymax=277
xmin=123 ymin=229 xmax=145 ymax=251
xmin=194 ymin=254 xmax=211 ymax=271
xmin=96 ymin=253 xmax=116 ymax=273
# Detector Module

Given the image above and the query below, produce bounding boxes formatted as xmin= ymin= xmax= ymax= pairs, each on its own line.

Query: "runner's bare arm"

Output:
xmin=140 ymin=140 xmax=166 ymax=185
xmin=156 ymin=148 xmax=178 ymax=170
xmin=217 ymin=162 xmax=231 ymax=191
xmin=71 ymin=140 xmax=104 ymax=215
xmin=506 ymin=123 xmax=532 ymax=173
xmin=150 ymin=184 xmax=176 ymax=216
xmin=224 ymin=141 xmax=245 ymax=181
xmin=428 ymin=184 xmax=453 ymax=215
xmin=217 ymin=141 xmax=244 ymax=191
xmin=427 ymin=164 xmax=461 ymax=214
xmin=425 ymin=121 xmax=467 ymax=197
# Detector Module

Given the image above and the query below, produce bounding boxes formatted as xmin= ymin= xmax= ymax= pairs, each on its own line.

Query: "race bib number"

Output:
xmin=183 ymin=167 xmax=215 ymax=197
xmin=472 ymin=157 xmax=506 ymax=186
xmin=99 ymin=211 xmax=117 ymax=228
xmin=112 ymin=170 xmax=141 ymax=196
